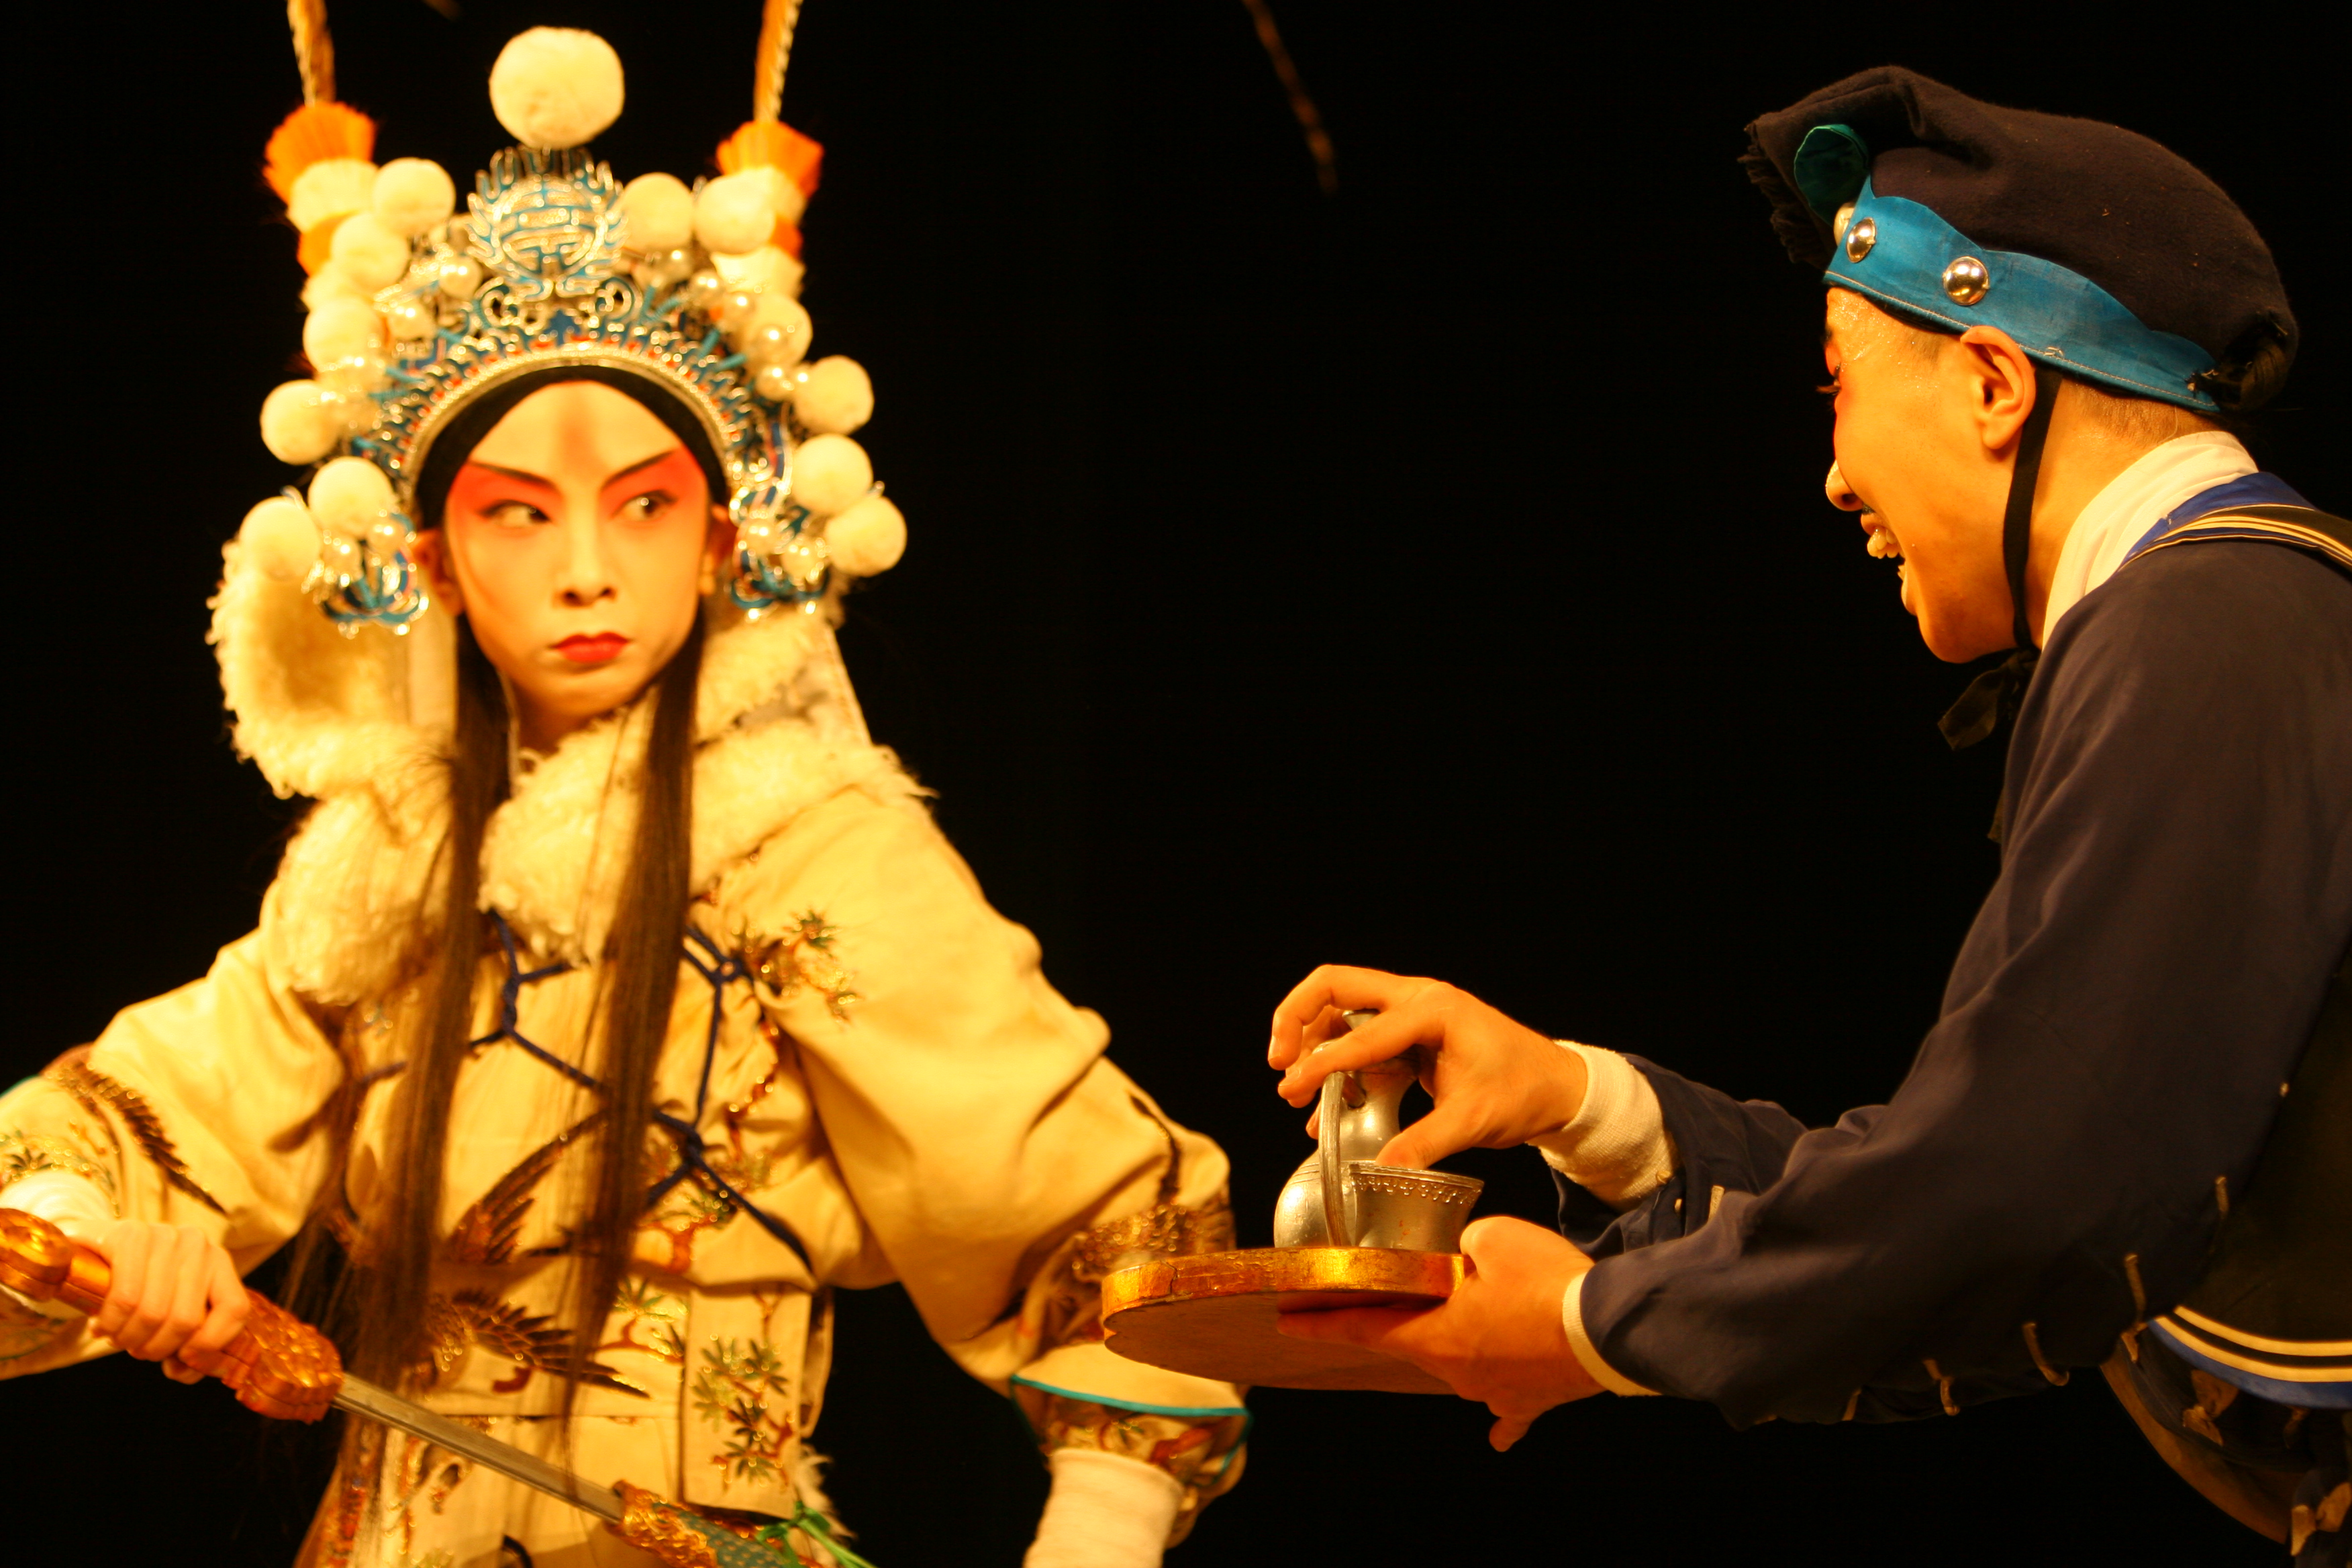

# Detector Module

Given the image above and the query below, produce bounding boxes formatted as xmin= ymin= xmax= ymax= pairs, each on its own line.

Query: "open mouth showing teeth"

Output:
xmin=1864 ymin=518 xmax=1904 ymax=563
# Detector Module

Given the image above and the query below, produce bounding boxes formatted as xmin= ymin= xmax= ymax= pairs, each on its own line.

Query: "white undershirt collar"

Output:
xmin=2042 ymin=430 xmax=2257 ymax=638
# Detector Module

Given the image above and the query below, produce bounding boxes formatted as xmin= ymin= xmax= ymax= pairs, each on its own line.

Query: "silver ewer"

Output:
xmin=1273 ymin=1011 xmax=1483 ymax=1250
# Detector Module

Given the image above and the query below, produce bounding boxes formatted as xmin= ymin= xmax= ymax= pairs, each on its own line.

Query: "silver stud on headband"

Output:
xmin=1943 ymin=256 xmax=1991 ymax=306
xmin=1845 ymin=217 xmax=1877 ymax=262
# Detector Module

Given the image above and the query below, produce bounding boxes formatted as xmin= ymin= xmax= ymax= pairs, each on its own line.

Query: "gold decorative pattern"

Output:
xmin=1069 ymin=1095 xmax=1234 ymax=1281
xmin=444 ymin=1114 xmax=600 ymax=1265
xmin=42 ymin=1049 xmax=227 ymax=1215
xmin=612 ymin=1482 xmax=722 ymax=1568
xmin=417 ymin=1288 xmax=642 ymax=1396
xmin=740 ymin=913 xmax=859 ymax=1021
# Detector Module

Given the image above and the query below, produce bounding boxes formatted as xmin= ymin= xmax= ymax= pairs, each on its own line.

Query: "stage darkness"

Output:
xmin=4 ymin=4 xmax=2338 ymax=1563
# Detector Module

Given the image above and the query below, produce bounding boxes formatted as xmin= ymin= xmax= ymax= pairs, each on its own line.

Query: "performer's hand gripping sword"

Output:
xmin=0 ymin=1208 xmax=870 ymax=1568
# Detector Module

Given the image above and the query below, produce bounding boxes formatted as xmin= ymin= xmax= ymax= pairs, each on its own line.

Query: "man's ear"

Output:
xmin=410 ymin=528 xmax=466 ymax=615
xmin=1956 ymin=326 xmax=2041 ymax=454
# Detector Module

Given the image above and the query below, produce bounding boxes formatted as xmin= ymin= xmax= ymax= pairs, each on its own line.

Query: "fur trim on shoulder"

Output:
xmin=479 ymin=701 xmax=921 ymax=965
xmin=212 ymin=540 xmax=444 ymax=834
xmin=219 ymin=533 xmax=912 ymax=988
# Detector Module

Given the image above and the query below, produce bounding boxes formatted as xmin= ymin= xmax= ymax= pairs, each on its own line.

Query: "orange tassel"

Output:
xmin=264 ymin=102 xmax=377 ymax=203
xmin=771 ymin=220 xmax=803 ymax=258
xmin=716 ymin=120 xmax=823 ymax=195
xmin=297 ymin=213 xmax=350 ymax=277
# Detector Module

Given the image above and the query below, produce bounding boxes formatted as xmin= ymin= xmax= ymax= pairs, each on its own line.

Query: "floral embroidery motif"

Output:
xmin=691 ymin=1336 xmax=797 ymax=1485
xmin=0 ymin=1127 xmax=117 ymax=1202
xmin=741 ymin=912 xmax=859 ymax=1021
xmin=600 ymin=1275 xmax=689 ymax=1366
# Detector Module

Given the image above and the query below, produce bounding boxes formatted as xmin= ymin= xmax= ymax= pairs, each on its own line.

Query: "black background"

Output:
xmin=3 ymin=3 xmax=2342 ymax=1563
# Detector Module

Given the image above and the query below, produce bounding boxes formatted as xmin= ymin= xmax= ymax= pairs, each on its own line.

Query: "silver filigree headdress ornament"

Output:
xmin=241 ymin=1 xmax=901 ymax=640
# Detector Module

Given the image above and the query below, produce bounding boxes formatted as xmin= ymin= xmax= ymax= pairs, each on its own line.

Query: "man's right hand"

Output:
xmin=1268 ymin=966 xmax=1588 ymax=1169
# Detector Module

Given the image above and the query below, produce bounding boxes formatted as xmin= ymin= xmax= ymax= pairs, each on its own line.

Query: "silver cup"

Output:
xmin=1344 ymin=1161 xmax=1484 ymax=1252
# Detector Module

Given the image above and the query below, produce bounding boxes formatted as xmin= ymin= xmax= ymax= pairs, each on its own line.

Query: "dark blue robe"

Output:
xmin=1565 ymin=534 xmax=2352 ymax=1427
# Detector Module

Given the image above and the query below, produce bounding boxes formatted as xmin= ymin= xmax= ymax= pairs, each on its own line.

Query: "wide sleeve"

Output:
xmin=717 ymin=787 xmax=1247 ymax=1536
xmin=1575 ymin=542 xmax=2352 ymax=1428
xmin=0 ymin=881 xmax=352 ymax=1375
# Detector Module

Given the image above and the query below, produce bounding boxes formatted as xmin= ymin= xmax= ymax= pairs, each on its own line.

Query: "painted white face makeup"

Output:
xmin=418 ymin=380 xmax=730 ymax=752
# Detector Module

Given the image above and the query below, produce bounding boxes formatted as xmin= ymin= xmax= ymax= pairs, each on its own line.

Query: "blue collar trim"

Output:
xmin=2121 ymin=472 xmax=2310 ymax=565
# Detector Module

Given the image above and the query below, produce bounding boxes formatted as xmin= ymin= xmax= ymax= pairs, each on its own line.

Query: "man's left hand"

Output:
xmin=1275 ymin=1216 xmax=1603 ymax=1450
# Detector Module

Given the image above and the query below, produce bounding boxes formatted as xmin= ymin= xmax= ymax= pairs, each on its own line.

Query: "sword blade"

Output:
xmin=331 ymin=1373 xmax=625 ymax=1524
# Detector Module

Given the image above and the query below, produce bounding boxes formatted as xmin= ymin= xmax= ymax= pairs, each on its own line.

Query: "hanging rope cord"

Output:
xmin=287 ymin=0 xmax=334 ymax=105
xmin=755 ymin=0 xmax=804 ymax=123
xmin=1240 ymin=0 xmax=1336 ymax=195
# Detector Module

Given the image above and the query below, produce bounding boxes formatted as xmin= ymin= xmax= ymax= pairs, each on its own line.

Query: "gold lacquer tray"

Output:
xmin=1101 ymin=1246 xmax=1462 ymax=1395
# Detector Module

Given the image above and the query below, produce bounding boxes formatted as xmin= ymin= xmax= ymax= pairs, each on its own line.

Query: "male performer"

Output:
xmin=1267 ymin=68 xmax=2349 ymax=1564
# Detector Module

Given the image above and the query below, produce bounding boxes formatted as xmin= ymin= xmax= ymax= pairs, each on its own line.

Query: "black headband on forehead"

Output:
xmin=411 ymin=365 xmax=731 ymax=530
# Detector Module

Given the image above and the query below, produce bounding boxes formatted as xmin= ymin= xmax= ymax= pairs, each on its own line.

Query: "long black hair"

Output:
xmin=284 ymin=371 xmax=713 ymax=1438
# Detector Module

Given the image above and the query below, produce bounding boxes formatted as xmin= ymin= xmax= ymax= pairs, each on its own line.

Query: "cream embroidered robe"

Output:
xmin=0 ymin=636 xmax=1244 ymax=1565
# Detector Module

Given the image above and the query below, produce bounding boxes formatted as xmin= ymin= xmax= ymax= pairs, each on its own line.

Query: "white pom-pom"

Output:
xmin=712 ymin=244 xmax=804 ymax=299
xmin=372 ymin=159 xmax=456 ymax=237
xmin=307 ymin=456 xmax=396 ymax=538
xmin=288 ymin=158 xmax=378 ymax=232
xmin=741 ymin=295 xmax=813 ymax=369
xmin=301 ymin=264 xmax=371 ymax=312
xmin=240 ymin=497 xmax=323 ymax=584
xmin=330 ymin=211 xmax=412 ymax=291
xmin=791 ymin=356 xmax=874 ymax=435
xmin=738 ymin=166 xmax=806 ymax=229
xmin=695 ymin=172 xmax=776 ymax=256
xmin=620 ymin=173 xmax=696 ymax=252
xmin=826 ymin=494 xmax=905 ymax=577
xmin=490 ymin=28 xmax=625 ymax=150
xmin=791 ymin=435 xmax=874 ymax=515
xmin=260 ymin=381 xmax=343 ymax=465
xmin=303 ymin=297 xmax=382 ymax=365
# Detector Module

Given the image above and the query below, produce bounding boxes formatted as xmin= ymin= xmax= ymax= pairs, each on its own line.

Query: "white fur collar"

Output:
xmin=213 ymin=540 xmax=920 ymax=1001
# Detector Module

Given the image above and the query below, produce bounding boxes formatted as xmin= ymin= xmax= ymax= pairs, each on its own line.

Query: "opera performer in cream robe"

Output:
xmin=0 ymin=19 xmax=1244 ymax=1568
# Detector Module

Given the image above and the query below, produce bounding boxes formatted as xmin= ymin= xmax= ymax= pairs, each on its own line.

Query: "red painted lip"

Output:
xmin=554 ymin=633 xmax=630 ymax=664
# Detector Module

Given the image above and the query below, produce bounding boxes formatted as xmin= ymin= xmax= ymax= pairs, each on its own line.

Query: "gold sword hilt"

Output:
xmin=0 ymin=1208 xmax=826 ymax=1566
xmin=0 ymin=1206 xmax=342 ymax=1422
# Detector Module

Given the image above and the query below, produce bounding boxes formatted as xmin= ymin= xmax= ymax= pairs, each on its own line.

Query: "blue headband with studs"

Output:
xmin=1795 ymin=124 xmax=2220 ymax=413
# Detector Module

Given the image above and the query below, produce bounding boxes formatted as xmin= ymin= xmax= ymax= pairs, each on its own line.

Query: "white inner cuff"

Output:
xmin=1527 ymin=1041 xmax=1676 ymax=1210
xmin=1562 ymin=1270 xmax=1659 ymax=1397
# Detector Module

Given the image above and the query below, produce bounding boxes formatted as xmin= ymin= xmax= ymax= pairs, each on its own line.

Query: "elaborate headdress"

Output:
xmin=211 ymin=5 xmax=920 ymax=976
xmin=239 ymin=3 xmax=903 ymax=638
